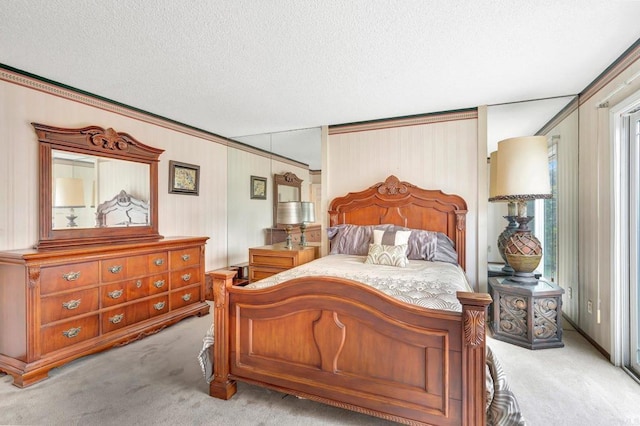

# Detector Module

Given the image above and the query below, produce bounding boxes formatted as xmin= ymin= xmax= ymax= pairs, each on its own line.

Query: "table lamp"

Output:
xmin=276 ymin=201 xmax=302 ymax=249
xmin=494 ymin=136 xmax=552 ymax=284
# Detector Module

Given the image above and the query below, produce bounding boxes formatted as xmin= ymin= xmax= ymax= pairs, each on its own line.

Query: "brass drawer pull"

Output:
xmin=109 ymin=313 xmax=124 ymax=324
xmin=108 ymin=289 xmax=124 ymax=299
xmin=154 ymin=258 xmax=164 ymax=266
xmin=62 ymin=271 xmax=81 ymax=281
xmin=62 ymin=327 xmax=81 ymax=338
xmin=181 ymin=254 xmax=190 ymax=261
xmin=182 ymin=293 xmax=192 ymax=302
xmin=153 ymin=279 xmax=165 ymax=289
xmin=153 ymin=301 xmax=166 ymax=310
xmin=62 ymin=299 xmax=81 ymax=310
xmin=136 ymin=280 xmax=142 ymax=288
xmin=109 ymin=265 xmax=123 ymax=274
xmin=181 ymin=273 xmax=191 ymax=282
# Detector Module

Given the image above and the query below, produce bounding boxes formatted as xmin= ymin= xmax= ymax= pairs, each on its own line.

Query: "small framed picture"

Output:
xmin=250 ymin=176 xmax=267 ymax=199
xmin=169 ymin=160 xmax=200 ymax=196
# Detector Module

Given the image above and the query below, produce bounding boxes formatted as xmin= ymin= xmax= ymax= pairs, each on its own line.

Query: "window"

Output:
xmin=531 ymin=138 xmax=558 ymax=281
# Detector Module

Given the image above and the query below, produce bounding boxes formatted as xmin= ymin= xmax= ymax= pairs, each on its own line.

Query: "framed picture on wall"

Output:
xmin=169 ymin=160 xmax=200 ymax=195
xmin=250 ymin=176 xmax=267 ymax=199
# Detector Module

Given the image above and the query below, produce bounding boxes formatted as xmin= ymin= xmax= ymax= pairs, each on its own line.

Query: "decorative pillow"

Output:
xmin=406 ymin=229 xmax=438 ymax=260
xmin=372 ymin=229 xmax=411 ymax=246
xmin=329 ymin=224 xmax=400 ymax=255
xmin=364 ymin=243 xmax=409 ymax=267
xmin=433 ymin=232 xmax=458 ymax=264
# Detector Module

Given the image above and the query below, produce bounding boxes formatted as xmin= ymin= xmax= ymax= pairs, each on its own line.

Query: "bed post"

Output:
xmin=209 ymin=270 xmax=237 ymax=399
xmin=457 ymin=291 xmax=492 ymax=426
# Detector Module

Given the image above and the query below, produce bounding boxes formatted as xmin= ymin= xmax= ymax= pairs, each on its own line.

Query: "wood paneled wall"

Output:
xmin=577 ymin=56 xmax=640 ymax=353
xmin=0 ymin=78 xmax=229 ymax=270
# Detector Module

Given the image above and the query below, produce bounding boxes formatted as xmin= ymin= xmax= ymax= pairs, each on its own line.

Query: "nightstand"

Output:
xmin=488 ymin=276 xmax=564 ymax=350
xmin=248 ymin=243 xmax=318 ymax=282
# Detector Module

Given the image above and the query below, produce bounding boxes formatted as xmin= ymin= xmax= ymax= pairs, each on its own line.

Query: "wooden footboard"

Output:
xmin=209 ymin=272 xmax=491 ymax=426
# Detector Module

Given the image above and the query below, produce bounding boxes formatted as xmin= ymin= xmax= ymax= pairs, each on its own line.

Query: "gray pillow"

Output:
xmin=327 ymin=224 xmax=458 ymax=264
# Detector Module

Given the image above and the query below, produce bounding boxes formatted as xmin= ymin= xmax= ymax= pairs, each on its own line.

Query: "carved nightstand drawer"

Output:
xmin=40 ymin=262 xmax=99 ymax=295
xmin=40 ymin=288 xmax=99 ymax=324
xmin=40 ymin=315 xmax=99 ymax=354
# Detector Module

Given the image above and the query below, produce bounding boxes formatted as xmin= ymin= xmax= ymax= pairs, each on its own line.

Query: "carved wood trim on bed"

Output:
xmin=328 ymin=175 xmax=468 ymax=270
xmin=209 ymin=176 xmax=490 ymax=426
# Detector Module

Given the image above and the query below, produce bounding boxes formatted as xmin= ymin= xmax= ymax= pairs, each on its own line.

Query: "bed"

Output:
xmin=208 ymin=176 xmax=496 ymax=425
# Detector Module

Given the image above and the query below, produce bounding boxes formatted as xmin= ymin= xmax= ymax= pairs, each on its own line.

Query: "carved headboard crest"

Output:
xmin=371 ymin=175 xmax=416 ymax=195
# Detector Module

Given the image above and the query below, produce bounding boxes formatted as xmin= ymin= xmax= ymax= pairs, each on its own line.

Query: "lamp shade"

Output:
xmin=276 ymin=201 xmax=301 ymax=225
xmin=495 ymin=136 xmax=551 ymax=200
xmin=300 ymin=201 xmax=315 ymax=223
xmin=54 ymin=177 xmax=85 ymax=208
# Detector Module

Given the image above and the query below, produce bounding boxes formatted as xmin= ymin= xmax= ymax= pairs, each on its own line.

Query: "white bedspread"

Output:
xmin=245 ymin=254 xmax=472 ymax=312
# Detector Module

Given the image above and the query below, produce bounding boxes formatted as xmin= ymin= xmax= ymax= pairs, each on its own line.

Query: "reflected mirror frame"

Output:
xmin=33 ymin=123 xmax=164 ymax=250
xmin=273 ymin=172 xmax=302 ymax=227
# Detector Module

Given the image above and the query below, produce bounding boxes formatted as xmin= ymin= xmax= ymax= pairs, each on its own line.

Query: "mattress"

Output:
xmin=245 ymin=253 xmax=472 ymax=312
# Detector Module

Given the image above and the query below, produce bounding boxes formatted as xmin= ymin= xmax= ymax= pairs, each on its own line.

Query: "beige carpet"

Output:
xmin=1 ymin=311 xmax=639 ymax=425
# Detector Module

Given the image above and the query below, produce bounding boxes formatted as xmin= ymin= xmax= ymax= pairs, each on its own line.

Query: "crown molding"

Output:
xmin=328 ymin=108 xmax=478 ymax=135
xmin=580 ymin=38 xmax=640 ymax=105
xmin=0 ymin=66 xmax=310 ymax=170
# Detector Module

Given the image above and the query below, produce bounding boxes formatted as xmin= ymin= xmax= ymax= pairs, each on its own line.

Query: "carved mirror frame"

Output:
xmin=34 ymin=123 xmax=164 ymax=249
xmin=272 ymin=172 xmax=302 ymax=227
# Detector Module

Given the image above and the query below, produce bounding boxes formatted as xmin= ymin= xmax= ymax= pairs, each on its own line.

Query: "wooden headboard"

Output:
xmin=328 ymin=175 xmax=468 ymax=270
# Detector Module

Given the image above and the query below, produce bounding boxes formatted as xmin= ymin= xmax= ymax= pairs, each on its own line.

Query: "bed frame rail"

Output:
xmin=210 ymin=272 xmax=491 ymax=426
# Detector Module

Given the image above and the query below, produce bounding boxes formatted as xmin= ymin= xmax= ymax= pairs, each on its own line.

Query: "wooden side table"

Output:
xmin=248 ymin=243 xmax=318 ymax=283
xmin=488 ymin=276 xmax=564 ymax=349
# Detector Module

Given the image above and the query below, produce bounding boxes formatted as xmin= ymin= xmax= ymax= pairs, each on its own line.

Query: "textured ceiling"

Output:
xmin=2 ymin=1 xmax=640 ymax=169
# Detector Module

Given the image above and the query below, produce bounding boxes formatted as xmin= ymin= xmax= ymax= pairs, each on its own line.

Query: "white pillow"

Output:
xmin=372 ymin=229 xmax=411 ymax=246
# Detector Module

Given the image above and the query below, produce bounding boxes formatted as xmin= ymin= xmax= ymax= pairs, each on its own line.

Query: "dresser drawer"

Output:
xmin=171 ymin=285 xmax=201 ymax=310
xmin=250 ymin=252 xmax=297 ymax=269
xmin=147 ymin=273 xmax=168 ymax=295
xmin=40 ymin=262 xmax=99 ymax=295
xmin=101 ymin=306 xmax=130 ymax=334
xmin=148 ymin=296 xmax=169 ymax=318
xmin=41 ymin=315 xmax=99 ymax=354
xmin=101 ymin=257 xmax=129 ymax=283
xmin=249 ymin=266 xmax=283 ymax=282
xmin=101 ymin=282 xmax=128 ymax=308
xmin=170 ymin=247 xmax=200 ymax=268
xmin=40 ymin=288 xmax=99 ymax=324
xmin=101 ymin=299 xmax=156 ymax=334
xmin=101 ymin=253 xmax=169 ymax=283
xmin=171 ymin=266 xmax=200 ymax=289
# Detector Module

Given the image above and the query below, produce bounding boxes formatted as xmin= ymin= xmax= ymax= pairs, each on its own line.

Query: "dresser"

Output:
xmin=0 ymin=236 xmax=209 ymax=387
xmin=265 ymin=224 xmax=322 ymax=245
xmin=248 ymin=244 xmax=318 ymax=282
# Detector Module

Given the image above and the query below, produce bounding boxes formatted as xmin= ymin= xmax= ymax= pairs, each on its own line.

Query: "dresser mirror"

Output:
xmin=34 ymin=123 xmax=164 ymax=249
xmin=273 ymin=172 xmax=302 ymax=226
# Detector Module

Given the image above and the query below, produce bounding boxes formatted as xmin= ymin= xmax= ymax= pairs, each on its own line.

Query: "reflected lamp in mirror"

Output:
xmin=276 ymin=201 xmax=302 ymax=249
xmin=299 ymin=201 xmax=315 ymax=246
xmin=488 ymin=151 xmax=518 ymax=275
xmin=54 ymin=177 xmax=85 ymax=228
xmin=493 ymin=136 xmax=552 ymax=284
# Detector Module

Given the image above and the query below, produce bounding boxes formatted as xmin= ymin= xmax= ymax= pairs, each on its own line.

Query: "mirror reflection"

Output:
xmin=52 ymin=150 xmax=150 ymax=229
